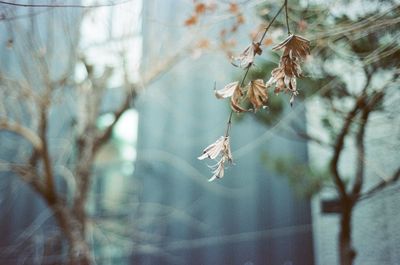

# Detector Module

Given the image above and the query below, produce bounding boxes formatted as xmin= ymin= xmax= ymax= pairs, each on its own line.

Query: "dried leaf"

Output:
xmin=195 ymin=3 xmax=206 ymax=14
xmin=230 ymin=85 xmax=247 ymax=112
xmin=229 ymin=3 xmax=239 ymax=13
xmin=247 ymin=79 xmax=268 ymax=111
xmin=231 ymin=42 xmax=262 ymax=68
xmin=184 ymin=15 xmax=198 ymax=26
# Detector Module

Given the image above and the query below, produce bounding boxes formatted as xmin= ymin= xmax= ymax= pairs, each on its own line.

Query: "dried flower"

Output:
xmin=246 ymin=79 xmax=269 ymax=111
xmin=267 ymin=66 xmax=298 ymax=106
xmin=208 ymin=158 xmax=225 ymax=182
xmin=272 ymin=34 xmax=310 ymax=60
xmin=231 ymin=42 xmax=262 ymax=68
xmin=198 ymin=136 xmax=232 ymax=181
xmin=269 ymin=34 xmax=310 ymax=106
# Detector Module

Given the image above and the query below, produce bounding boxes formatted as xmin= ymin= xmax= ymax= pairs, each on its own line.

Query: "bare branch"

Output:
xmin=9 ymin=164 xmax=45 ymax=195
xmin=0 ymin=118 xmax=43 ymax=151
xmin=351 ymin=92 xmax=384 ymax=197
xmin=330 ymin=95 xmax=366 ymax=198
xmin=0 ymin=0 xmax=132 ymax=8
xmin=359 ymin=167 xmax=400 ymax=201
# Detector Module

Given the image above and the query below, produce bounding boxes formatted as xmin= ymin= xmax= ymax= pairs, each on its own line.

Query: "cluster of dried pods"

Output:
xmin=198 ymin=3 xmax=310 ymax=181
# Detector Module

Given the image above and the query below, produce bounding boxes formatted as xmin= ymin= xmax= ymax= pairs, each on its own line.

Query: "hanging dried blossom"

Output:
xmin=267 ymin=66 xmax=298 ymax=105
xmin=198 ymin=136 xmax=233 ymax=181
xmin=231 ymin=42 xmax=262 ymax=68
xmin=268 ymin=34 xmax=310 ymax=106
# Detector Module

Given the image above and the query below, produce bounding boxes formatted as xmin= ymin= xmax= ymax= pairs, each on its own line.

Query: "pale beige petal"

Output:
xmin=215 ymin=81 xmax=239 ymax=99
xmin=198 ymin=136 xmax=225 ymax=160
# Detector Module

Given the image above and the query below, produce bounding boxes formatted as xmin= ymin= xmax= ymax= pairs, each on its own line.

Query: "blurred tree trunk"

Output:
xmin=49 ymin=202 xmax=92 ymax=265
xmin=339 ymin=198 xmax=356 ymax=265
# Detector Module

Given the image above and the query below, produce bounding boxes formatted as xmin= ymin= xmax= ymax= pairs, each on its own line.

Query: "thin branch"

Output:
xmin=38 ymin=106 xmax=57 ymax=203
xmin=0 ymin=119 xmax=43 ymax=151
xmin=359 ymin=167 xmax=400 ymax=201
xmin=351 ymin=92 xmax=384 ymax=197
xmin=330 ymin=95 xmax=365 ymax=198
xmin=284 ymin=0 xmax=291 ymax=35
xmin=258 ymin=1 xmax=286 ymax=45
xmin=296 ymin=131 xmax=332 ymax=148
xmin=10 ymin=164 xmax=45 ymax=195
xmin=224 ymin=1 xmax=286 ymax=137
xmin=0 ymin=0 xmax=132 ymax=8
xmin=93 ymin=87 xmax=133 ymax=153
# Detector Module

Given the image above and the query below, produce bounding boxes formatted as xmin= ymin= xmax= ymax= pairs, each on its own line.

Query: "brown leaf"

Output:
xmin=195 ymin=3 xmax=206 ymax=14
xmin=229 ymin=3 xmax=239 ymax=13
xmin=236 ymin=14 xmax=245 ymax=24
xmin=231 ymin=42 xmax=262 ymax=68
xmin=247 ymin=79 xmax=268 ymax=111
xmin=230 ymin=85 xmax=247 ymax=112
xmin=184 ymin=15 xmax=198 ymax=26
xmin=263 ymin=38 xmax=273 ymax=47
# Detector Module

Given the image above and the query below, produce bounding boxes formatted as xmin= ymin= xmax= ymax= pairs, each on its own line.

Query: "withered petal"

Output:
xmin=215 ymin=81 xmax=239 ymax=99
xmin=230 ymin=85 xmax=247 ymax=112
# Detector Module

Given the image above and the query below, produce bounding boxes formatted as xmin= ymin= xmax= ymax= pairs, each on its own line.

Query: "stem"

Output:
xmin=225 ymin=66 xmax=251 ymax=136
xmin=225 ymin=111 xmax=233 ymax=137
xmin=225 ymin=1 xmax=286 ymax=137
xmin=0 ymin=0 xmax=131 ymax=8
xmin=284 ymin=0 xmax=291 ymax=35
xmin=258 ymin=1 xmax=286 ymax=45
xmin=240 ymin=66 xmax=251 ymax=87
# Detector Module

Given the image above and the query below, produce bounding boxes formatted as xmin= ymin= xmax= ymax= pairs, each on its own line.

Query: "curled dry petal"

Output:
xmin=208 ymin=159 xmax=225 ymax=182
xmin=268 ymin=65 xmax=299 ymax=106
xmin=230 ymin=85 xmax=247 ymax=112
xmin=281 ymin=55 xmax=302 ymax=78
xmin=223 ymin=137 xmax=233 ymax=162
xmin=198 ymin=136 xmax=225 ymax=160
xmin=247 ymin=79 xmax=268 ymax=111
xmin=272 ymin=34 xmax=310 ymax=60
xmin=215 ymin=81 xmax=239 ymax=99
xmin=231 ymin=42 xmax=262 ymax=68
xmin=198 ymin=136 xmax=233 ymax=181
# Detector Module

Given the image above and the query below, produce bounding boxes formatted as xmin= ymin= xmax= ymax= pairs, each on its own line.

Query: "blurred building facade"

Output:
xmin=132 ymin=1 xmax=315 ymax=264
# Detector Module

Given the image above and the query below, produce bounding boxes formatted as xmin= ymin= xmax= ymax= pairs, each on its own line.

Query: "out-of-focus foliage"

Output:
xmin=249 ymin=0 xmax=400 ymax=196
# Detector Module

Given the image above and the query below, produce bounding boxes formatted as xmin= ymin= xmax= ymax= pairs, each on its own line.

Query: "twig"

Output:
xmin=224 ymin=1 xmax=287 ymax=137
xmin=258 ymin=1 xmax=286 ymax=45
xmin=359 ymin=167 xmax=400 ymax=201
xmin=351 ymin=92 xmax=384 ymax=197
xmin=330 ymin=95 xmax=365 ymax=198
xmin=0 ymin=119 xmax=42 ymax=151
xmin=284 ymin=0 xmax=291 ymax=35
xmin=0 ymin=0 xmax=132 ymax=8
